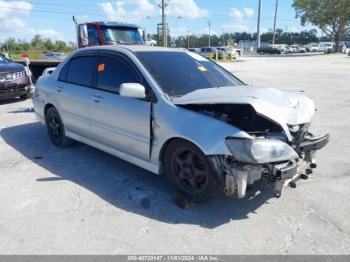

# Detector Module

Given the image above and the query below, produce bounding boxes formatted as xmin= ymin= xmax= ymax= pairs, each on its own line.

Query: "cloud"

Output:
xmin=0 ymin=0 xmax=32 ymax=31
xmin=229 ymin=8 xmax=244 ymax=20
xmin=201 ymin=27 xmax=217 ymax=36
xmin=99 ymin=0 xmax=156 ymax=22
xmin=28 ymin=29 xmax=64 ymax=41
xmin=167 ymin=0 xmax=208 ymax=19
xmin=224 ymin=6 xmax=255 ymax=33
xmin=0 ymin=1 xmax=66 ymax=42
xmin=222 ymin=24 xmax=251 ymax=33
xmin=243 ymin=8 xmax=254 ymax=18
xmin=171 ymin=26 xmax=189 ymax=37
xmin=229 ymin=7 xmax=254 ymax=21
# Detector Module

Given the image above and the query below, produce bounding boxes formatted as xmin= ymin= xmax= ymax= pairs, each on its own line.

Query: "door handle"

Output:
xmin=56 ymin=85 xmax=63 ymax=93
xmin=92 ymin=94 xmax=103 ymax=103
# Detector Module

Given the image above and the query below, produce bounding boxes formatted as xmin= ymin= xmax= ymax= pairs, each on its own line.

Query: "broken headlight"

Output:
xmin=225 ymin=138 xmax=298 ymax=164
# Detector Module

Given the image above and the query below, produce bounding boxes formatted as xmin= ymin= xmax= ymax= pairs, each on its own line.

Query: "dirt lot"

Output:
xmin=0 ymin=54 xmax=349 ymax=254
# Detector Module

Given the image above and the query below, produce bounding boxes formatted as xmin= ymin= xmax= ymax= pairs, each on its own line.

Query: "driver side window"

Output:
xmin=96 ymin=56 xmax=142 ymax=93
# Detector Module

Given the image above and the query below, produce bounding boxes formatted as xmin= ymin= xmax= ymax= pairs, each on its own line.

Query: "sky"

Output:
xmin=0 ymin=0 xmax=318 ymax=42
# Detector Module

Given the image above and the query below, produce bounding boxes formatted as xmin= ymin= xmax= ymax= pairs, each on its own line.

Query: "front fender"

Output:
xmin=151 ymin=100 xmax=250 ymax=164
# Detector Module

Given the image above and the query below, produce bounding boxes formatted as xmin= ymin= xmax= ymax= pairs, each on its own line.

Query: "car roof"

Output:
xmin=77 ymin=45 xmax=190 ymax=54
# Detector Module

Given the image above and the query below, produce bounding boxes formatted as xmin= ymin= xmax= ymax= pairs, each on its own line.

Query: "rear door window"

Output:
xmin=65 ymin=56 xmax=96 ymax=87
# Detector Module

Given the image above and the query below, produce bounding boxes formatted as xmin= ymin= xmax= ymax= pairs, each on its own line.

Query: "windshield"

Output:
xmin=136 ymin=51 xmax=244 ymax=97
xmin=101 ymin=26 xmax=143 ymax=44
xmin=0 ymin=55 xmax=9 ymax=63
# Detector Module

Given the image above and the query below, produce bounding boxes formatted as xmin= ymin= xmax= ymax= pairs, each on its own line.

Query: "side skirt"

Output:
xmin=65 ymin=129 xmax=160 ymax=175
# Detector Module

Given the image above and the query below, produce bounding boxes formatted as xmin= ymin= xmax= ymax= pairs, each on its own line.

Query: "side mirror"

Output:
xmin=119 ymin=83 xmax=146 ymax=99
xmin=79 ymin=24 xmax=89 ymax=47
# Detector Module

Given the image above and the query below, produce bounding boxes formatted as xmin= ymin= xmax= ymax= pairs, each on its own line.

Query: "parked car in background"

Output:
xmin=199 ymin=47 xmax=223 ymax=59
xmin=305 ymin=43 xmax=320 ymax=52
xmin=342 ymin=42 xmax=350 ymax=55
xmin=145 ymin=39 xmax=157 ymax=46
xmin=319 ymin=42 xmax=335 ymax=53
xmin=217 ymin=47 xmax=239 ymax=59
xmin=290 ymin=44 xmax=307 ymax=53
xmin=188 ymin=48 xmax=200 ymax=53
xmin=219 ymin=45 xmax=243 ymax=56
xmin=271 ymin=44 xmax=294 ymax=54
xmin=0 ymin=54 xmax=31 ymax=100
xmin=42 ymin=52 xmax=67 ymax=60
xmin=32 ymin=45 xmax=329 ymax=202
xmin=257 ymin=45 xmax=282 ymax=55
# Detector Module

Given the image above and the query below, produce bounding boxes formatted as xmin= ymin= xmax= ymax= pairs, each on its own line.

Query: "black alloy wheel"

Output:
xmin=164 ymin=140 xmax=219 ymax=203
xmin=45 ymin=107 xmax=73 ymax=147
xmin=172 ymin=147 xmax=208 ymax=193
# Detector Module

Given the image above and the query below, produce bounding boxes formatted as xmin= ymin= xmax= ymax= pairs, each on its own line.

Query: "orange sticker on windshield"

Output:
xmin=97 ymin=63 xmax=105 ymax=72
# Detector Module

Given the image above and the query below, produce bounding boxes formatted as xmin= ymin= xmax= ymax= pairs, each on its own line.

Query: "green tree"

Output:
xmin=293 ymin=0 xmax=350 ymax=51
xmin=54 ymin=40 xmax=67 ymax=51
xmin=68 ymin=41 xmax=77 ymax=50
xmin=44 ymin=39 xmax=55 ymax=50
xmin=31 ymin=34 xmax=45 ymax=50
xmin=1 ymin=38 xmax=17 ymax=52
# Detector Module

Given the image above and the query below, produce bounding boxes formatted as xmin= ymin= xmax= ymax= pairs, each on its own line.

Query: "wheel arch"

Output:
xmin=158 ymin=136 xmax=206 ymax=175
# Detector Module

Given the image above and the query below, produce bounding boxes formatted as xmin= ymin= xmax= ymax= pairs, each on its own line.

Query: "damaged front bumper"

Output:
xmin=211 ymin=133 xmax=329 ymax=199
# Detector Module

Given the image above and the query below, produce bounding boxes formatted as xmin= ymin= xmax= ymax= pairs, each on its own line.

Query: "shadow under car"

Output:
xmin=1 ymin=121 xmax=276 ymax=228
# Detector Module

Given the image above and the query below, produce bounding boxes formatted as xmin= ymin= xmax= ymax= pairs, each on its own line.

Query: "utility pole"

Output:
xmin=222 ymin=28 xmax=225 ymax=46
xmin=272 ymin=0 xmax=279 ymax=44
xmin=187 ymin=31 xmax=190 ymax=49
xmin=256 ymin=0 xmax=263 ymax=50
xmin=161 ymin=0 xmax=167 ymax=47
xmin=208 ymin=20 xmax=211 ymax=46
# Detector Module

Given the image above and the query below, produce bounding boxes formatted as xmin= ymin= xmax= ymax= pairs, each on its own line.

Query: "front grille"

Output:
xmin=0 ymin=71 xmax=25 ymax=81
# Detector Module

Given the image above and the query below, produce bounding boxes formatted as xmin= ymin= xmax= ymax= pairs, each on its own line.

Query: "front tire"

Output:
xmin=45 ymin=107 xmax=73 ymax=147
xmin=164 ymin=140 xmax=219 ymax=203
xmin=20 ymin=92 xmax=30 ymax=100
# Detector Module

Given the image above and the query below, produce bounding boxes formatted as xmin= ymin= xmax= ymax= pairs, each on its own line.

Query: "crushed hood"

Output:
xmin=173 ymin=86 xmax=315 ymax=139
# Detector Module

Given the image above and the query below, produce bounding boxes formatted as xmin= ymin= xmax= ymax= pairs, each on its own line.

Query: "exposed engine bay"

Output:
xmin=180 ymin=103 xmax=286 ymax=140
xmin=180 ymin=103 xmax=329 ymax=198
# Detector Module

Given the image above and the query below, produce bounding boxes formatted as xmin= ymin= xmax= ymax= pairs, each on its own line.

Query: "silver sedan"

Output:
xmin=32 ymin=46 xmax=329 ymax=203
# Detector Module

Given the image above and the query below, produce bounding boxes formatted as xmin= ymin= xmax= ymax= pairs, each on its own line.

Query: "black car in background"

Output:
xmin=0 ymin=54 xmax=31 ymax=101
xmin=257 ymin=45 xmax=282 ymax=55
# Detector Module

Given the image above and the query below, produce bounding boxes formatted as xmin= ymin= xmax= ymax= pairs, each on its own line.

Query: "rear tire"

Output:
xmin=45 ymin=107 xmax=73 ymax=147
xmin=164 ymin=140 xmax=219 ymax=203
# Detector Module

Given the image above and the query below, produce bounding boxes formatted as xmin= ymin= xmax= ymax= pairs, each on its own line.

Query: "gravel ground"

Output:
xmin=0 ymin=54 xmax=349 ymax=254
